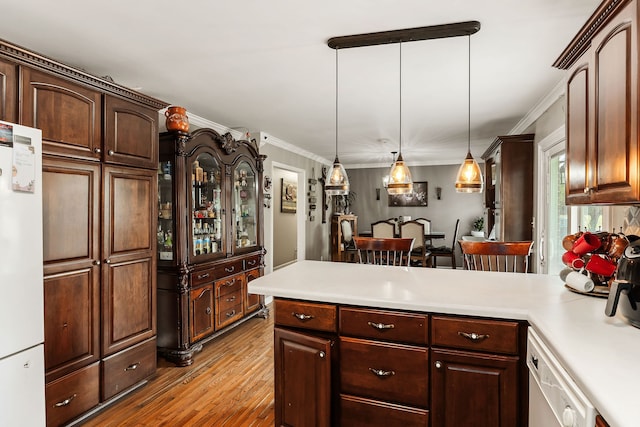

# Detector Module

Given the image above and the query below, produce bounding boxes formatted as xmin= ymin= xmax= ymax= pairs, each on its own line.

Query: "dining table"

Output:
xmin=358 ymin=230 xmax=445 ymax=240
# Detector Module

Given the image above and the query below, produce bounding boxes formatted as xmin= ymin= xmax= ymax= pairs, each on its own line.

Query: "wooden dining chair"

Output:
xmin=371 ymin=220 xmax=396 ymax=238
xmin=399 ymin=220 xmax=431 ymax=267
xmin=340 ymin=219 xmax=358 ymax=262
xmin=353 ymin=236 xmax=414 ymax=266
xmin=459 ymin=240 xmax=534 ymax=273
xmin=414 ymin=217 xmax=432 ymax=245
xmin=429 ymin=219 xmax=460 ymax=269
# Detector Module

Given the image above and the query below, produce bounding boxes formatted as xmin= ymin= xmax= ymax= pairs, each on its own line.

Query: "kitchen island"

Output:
xmin=248 ymin=260 xmax=639 ymax=427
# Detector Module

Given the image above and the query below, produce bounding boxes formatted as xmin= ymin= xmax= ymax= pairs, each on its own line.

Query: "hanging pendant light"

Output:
xmin=382 ymin=151 xmax=397 ymax=189
xmin=325 ymin=48 xmax=350 ymax=196
xmin=455 ymin=35 xmax=484 ymax=193
xmin=387 ymin=42 xmax=413 ymax=195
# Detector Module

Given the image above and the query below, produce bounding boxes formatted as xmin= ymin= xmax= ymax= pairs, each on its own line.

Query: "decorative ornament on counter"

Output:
xmin=559 ymin=231 xmax=629 ymax=296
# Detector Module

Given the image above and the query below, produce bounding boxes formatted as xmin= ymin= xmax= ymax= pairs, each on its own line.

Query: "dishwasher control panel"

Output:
xmin=527 ymin=327 xmax=596 ymax=427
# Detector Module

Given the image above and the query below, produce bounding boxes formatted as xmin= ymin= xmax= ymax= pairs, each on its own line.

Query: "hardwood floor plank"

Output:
xmin=82 ymin=308 xmax=274 ymax=426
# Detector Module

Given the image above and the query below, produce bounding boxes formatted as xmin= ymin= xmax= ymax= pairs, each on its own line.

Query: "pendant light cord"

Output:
xmin=467 ymin=35 xmax=471 ymax=153
xmin=335 ymin=48 xmax=339 ymax=158
xmin=399 ymin=42 xmax=402 ymax=155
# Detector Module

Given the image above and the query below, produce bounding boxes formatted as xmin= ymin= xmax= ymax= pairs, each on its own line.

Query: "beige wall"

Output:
xmin=272 ymin=168 xmax=298 ymax=268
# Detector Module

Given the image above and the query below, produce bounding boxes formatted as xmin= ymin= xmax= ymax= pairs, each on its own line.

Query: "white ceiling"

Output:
xmin=3 ymin=0 xmax=600 ymax=168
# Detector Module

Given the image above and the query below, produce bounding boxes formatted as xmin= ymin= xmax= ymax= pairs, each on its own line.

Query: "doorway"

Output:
xmin=271 ymin=163 xmax=306 ymax=270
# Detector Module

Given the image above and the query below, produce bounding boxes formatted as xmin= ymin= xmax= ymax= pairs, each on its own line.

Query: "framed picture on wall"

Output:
xmin=281 ymin=178 xmax=297 ymax=213
xmin=388 ymin=181 xmax=428 ymax=207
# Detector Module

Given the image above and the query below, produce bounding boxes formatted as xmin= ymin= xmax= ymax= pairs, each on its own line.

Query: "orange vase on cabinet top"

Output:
xmin=165 ymin=106 xmax=189 ymax=132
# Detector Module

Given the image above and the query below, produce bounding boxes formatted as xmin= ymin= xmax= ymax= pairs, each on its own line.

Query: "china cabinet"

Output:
xmin=482 ymin=134 xmax=534 ymax=241
xmin=157 ymin=128 xmax=267 ymax=366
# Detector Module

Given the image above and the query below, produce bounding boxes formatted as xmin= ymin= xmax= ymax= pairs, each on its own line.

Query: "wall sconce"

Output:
xmin=436 ymin=187 xmax=442 ymax=200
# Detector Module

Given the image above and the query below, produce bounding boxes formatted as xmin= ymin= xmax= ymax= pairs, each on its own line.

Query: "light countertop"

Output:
xmin=249 ymin=260 xmax=639 ymax=427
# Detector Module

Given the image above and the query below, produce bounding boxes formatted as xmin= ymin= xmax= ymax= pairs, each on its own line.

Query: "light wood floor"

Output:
xmin=83 ymin=309 xmax=275 ymax=426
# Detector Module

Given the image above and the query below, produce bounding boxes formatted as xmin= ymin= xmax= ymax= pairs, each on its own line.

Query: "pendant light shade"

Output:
xmin=387 ymin=42 xmax=413 ymax=195
xmin=325 ymin=48 xmax=350 ymax=196
xmin=455 ymin=35 xmax=484 ymax=193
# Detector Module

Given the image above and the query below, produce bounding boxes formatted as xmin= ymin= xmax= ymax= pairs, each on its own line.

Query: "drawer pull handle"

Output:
xmin=458 ymin=331 xmax=489 ymax=342
xmin=368 ymin=321 xmax=395 ymax=330
xmin=247 ymin=260 xmax=257 ymax=266
xmin=125 ymin=362 xmax=140 ymax=371
xmin=226 ymin=295 xmax=236 ymax=302
xmin=224 ymin=279 xmax=235 ymax=287
xmin=54 ymin=394 xmax=77 ymax=407
xmin=226 ymin=310 xmax=236 ymax=317
xmin=292 ymin=312 xmax=314 ymax=321
xmin=197 ymin=273 xmax=210 ymax=279
xmin=369 ymin=368 xmax=395 ymax=377
xmin=225 ymin=266 xmax=235 ymax=273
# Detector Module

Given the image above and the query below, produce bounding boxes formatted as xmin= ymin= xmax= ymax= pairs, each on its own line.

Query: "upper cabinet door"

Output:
xmin=0 ymin=57 xmax=17 ymax=123
xmin=21 ymin=67 xmax=102 ymax=160
xmin=233 ymin=159 xmax=259 ymax=253
xmin=566 ymin=62 xmax=591 ymax=204
xmin=104 ymin=95 xmax=158 ymax=170
xmin=591 ymin=7 xmax=638 ymax=203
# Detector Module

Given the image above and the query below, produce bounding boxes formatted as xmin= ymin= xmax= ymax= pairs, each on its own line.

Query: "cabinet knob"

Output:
xmin=318 ymin=351 xmax=325 ymax=358
xmin=93 ymin=260 xmax=101 ymax=265
xmin=435 ymin=361 xmax=443 ymax=369
xmin=94 ymin=147 xmax=101 ymax=154
xmin=104 ymin=259 xmax=111 ymax=264
xmin=206 ymin=307 xmax=212 ymax=315
xmin=108 ymin=149 xmax=114 ymax=156
xmin=583 ymin=187 xmax=594 ymax=194
xmin=458 ymin=331 xmax=489 ymax=342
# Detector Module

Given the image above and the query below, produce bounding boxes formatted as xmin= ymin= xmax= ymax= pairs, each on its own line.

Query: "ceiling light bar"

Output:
xmin=327 ymin=21 xmax=480 ymax=49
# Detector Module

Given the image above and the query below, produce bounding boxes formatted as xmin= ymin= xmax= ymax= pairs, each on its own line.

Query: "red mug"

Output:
xmin=561 ymin=251 xmax=585 ymax=270
xmin=585 ymin=254 xmax=617 ymax=277
xmin=572 ymin=232 xmax=601 ymax=255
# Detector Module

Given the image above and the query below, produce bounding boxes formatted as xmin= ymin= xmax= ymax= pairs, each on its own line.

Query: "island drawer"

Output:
xmin=274 ymin=299 xmax=337 ymax=333
xmin=339 ymin=307 xmax=428 ymax=345
xmin=431 ymin=315 xmax=519 ymax=355
xmin=340 ymin=337 xmax=429 ymax=408
xmin=340 ymin=394 xmax=429 ymax=427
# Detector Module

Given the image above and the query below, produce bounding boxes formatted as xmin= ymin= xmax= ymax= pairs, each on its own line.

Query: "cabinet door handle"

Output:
xmin=223 ymin=279 xmax=235 ymax=287
xmin=94 ymin=147 xmax=101 ymax=154
xmin=93 ymin=259 xmax=101 ymax=265
xmin=318 ymin=351 xmax=325 ymax=359
xmin=197 ymin=288 xmax=211 ymax=299
xmin=206 ymin=307 xmax=212 ymax=315
xmin=104 ymin=259 xmax=111 ymax=264
xmin=124 ymin=362 xmax=140 ymax=371
xmin=367 ymin=321 xmax=395 ymax=330
xmin=435 ymin=361 xmax=443 ymax=369
xmin=54 ymin=394 xmax=77 ymax=407
xmin=458 ymin=331 xmax=489 ymax=341
xmin=226 ymin=309 xmax=236 ymax=317
xmin=369 ymin=367 xmax=395 ymax=377
xmin=292 ymin=312 xmax=314 ymax=321
xmin=108 ymin=149 xmax=114 ymax=156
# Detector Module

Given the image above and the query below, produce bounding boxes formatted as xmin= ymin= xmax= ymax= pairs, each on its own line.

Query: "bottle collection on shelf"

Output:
xmin=158 ymin=161 xmax=174 ymax=260
xmin=235 ymin=168 xmax=255 ymax=248
xmin=192 ymin=160 xmax=223 ymax=256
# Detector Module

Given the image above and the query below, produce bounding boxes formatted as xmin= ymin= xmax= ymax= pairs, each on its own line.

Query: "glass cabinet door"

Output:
xmin=158 ymin=160 xmax=174 ymax=261
xmin=233 ymin=160 xmax=258 ymax=249
xmin=191 ymin=152 xmax=224 ymax=258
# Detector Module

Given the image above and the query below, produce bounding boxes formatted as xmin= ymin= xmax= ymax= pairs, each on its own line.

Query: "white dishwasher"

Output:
xmin=527 ymin=327 xmax=597 ymax=427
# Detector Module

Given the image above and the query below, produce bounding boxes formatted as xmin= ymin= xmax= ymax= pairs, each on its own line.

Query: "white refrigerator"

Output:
xmin=0 ymin=120 xmax=46 ymax=426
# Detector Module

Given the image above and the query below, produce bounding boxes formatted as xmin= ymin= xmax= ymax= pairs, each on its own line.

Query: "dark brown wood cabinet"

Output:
xmin=273 ymin=299 xmax=526 ymax=427
xmin=555 ymin=0 xmax=640 ymax=204
xmin=0 ymin=38 xmax=167 ymax=426
xmin=482 ymin=134 xmax=534 ymax=241
xmin=274 ymin=299 xmax=337 ymax=427
xmin=595 ymin=414 xmax=610 ymax=427
xmin=156 ymin=128 xmax=267 ymax=366
xmin=0 ymin=56 xmax=17 ymax=122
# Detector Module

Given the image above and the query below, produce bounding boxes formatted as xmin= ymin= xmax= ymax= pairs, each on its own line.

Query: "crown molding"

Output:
xmin=509 ymin=77 xmax=566 ymax=135
xmin=258 ymin=132 xmax=333 ymax=166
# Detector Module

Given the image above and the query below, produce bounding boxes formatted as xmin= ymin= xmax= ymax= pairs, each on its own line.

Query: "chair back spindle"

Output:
xmin=353 ymin=237 xmax=414 ymax=266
